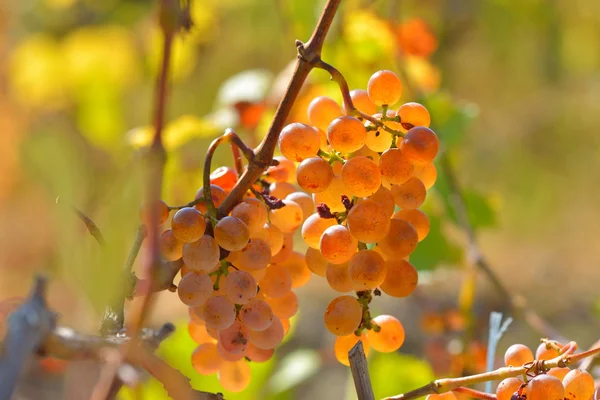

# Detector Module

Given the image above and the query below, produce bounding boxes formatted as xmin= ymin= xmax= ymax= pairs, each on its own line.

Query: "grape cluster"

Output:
xmin=144 ymin=69 xmax=439 ymax=392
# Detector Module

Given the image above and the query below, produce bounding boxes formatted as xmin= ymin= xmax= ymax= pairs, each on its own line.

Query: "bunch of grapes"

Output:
xmin=143 ymin=69 xmax=439 ymax=392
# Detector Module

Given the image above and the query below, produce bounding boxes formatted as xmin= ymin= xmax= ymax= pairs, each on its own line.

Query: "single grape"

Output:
xmin=218 ymin=320 xmax=250 ymax=354
xmin=504 ymin=344 xmax=534 ymax=367
xmin=271 ymin=233 xmax=293 ymax=263
xmin=183 ymin=235 xmax=220 ymax=273
xmin=390 ymin=177 xmax=426 ymax=210
xmin=496 ymin=377 xmax=524 ymax=400
xmin=232 ymin=198 xmax=268 ymax=236
xmin=397 ymin=102 xmax=431 ymax=133
xmin=245 ymin=343 xmax=275 ymax=363
xmin=334 ymin=332 xmax=370 ymax=366
xmin=231 ymin=238 xmax=271 ymax=271
xmin=347 ymin=89 xmax=377 ymax=115
xmin=194 ymin=184 xmax=227 ymax=213
xmin=379 ymin=148 xmax=414 ymax=187
xmin=285 ymin=192 xmax=314 ymax=222
xmin=367 ymin=315 xmax=405 ymax=352
xmin=281 ymin=318 xmax=291 ymax=336
xmin=248 ymin=316 xmax=284 ymax=349
xmin=547 ymin=367 xmax=570 ymax=381
xmin=380 ymin=259 xmax=418 ymax=298
xmin=302 ymin=213 xmax=337 ymax=249
xmin=367 ymin=70 xmax=402 ymax=106
xmin=308 ymin=96 xmax=344 ymax=132
xmin=320 ymin=225 xmax=358 ymax=264
xmin=222 ymin=270 xmax=257 ymax=305
xmin=365 ymin=186 xmax=395 ymax=217
xmin=217 ymin=340 xmax=245 ymax=361
xmin=270 ymin=199 xmax=303 ymax=233
xmin=348 ymin=250 xmax=387 ymax=290
xmin=296 ymin=157 xmax=334 ymax=193
xmin=524 ymin=374 xmax=564 ymax=400
xmin=424 ymin=393 xmax=456 ymax=400
xmin=266 ymin=291 xmax=298 ymax=320
xmin=400 ymin=126 xmax=440 ymax=164
xmin=346 ymin=199 xmax=391 ymax=243
xmin=239 ymin=298 xmax=273 ymax=332
xmin=265 ymin=156 xmax=296 ymax=183
xmin=278 ymin=122 xmax=321 ymax=161
xmin=280 ymin=251 xmax=311 ymax=288
xmin=341 ymin=156 xmax=382 ymax=197
xmin=214 ymin=216 xmax=250 ymax=251
xmin=323 ymin=295 xmax=363 ymax=336
xmin=210 ymin=166 xmax=237 ymax=191
xmin=377 ymin=218 xmax=418 ymax=259
xmin=191 ymin=343 xmax=221 ymax=375
xmin=414 ymin=162 xmax=437 ymax=190
xmin=535 ymin=342 xmax=560 ymax=360
xmin=251 ymin=223 xmax=284 ymax=257
xmin=177 ymin=272 xmax=213 ymax=307
xmin=159 ymin=229 xmax=184 ymax=261
xmin=312 ymin=174 xmax=350 ymax=213
xmin=327 ymin=116 xmax=367 ymax=154
xmin=326 ymin=262 xmax=354 ymax=293
xmin=171 ymin=207 xmax=206 ymax=243
xmin=188 ymin=319 xmax=216 ymax=344
xmin=305 ymin=247 xmax=328 ymax=277
xmin=268 ymin=181 xmax=297 ymax=199
xmin=393 ymin=209 xmax=430 ymax=241
xmin=218 ymin=360 xmax=252 ymax=392
xmin=258 ymin=264 xmax=292 ymax=298
xmin=140 ymin=200 xmax=169 ymax=226
xmin=562 ymin=369 xmax=595 ymax=400
xmin=202 ymin=295 xmax=236 ymax=330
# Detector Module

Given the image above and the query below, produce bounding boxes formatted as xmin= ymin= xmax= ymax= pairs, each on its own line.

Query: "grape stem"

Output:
xmin=383 ymin=343 xmax=600 ymax=400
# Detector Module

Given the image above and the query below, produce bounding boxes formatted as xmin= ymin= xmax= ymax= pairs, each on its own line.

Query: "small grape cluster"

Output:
xmin=141 ymin=69 xmax=440 ymax=392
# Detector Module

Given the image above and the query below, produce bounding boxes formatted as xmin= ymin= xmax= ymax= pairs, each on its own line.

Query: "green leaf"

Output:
xmin=370 ymin=352 xmax=436 ymax=399
xmin=425 ymin=92 xmax=478 ymax=149
xmin=267 ymin=349 xmax=321 ymax=395
xmin=409 ymin=214 xmax=463 ymax=270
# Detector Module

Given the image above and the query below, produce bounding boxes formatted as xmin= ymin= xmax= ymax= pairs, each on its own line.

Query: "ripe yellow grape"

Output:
xmin=346 ymin=199 xmax=391 ymax=243
xmin=562 ymin=369 xmax=595 ymax=400
xmin=390 ymin=177 xmax=427 ymax=210
xmin=368 ymin=315 xmax=405 ymax=352
xmin=547 ymin=367 xmax=570 ymax=381
xmin=194 ymin=184 xmax=227 ymax=213
xmin=285 ymin=192 xmax=314 ymax=222
xmin=496 ymin=377 xmax=523 ymax=400
xmin=367 ymin=70 xmax=402 ymax=106
xmin=258 ymin=264 xmax=292 ymax=298
xmin=218 ymin=320 xmax=250 ymax=354
xmin=269 ymin=199 xmax=303 ymax=233
xmin=218 ymin=360 xmax=251 ymax=392
xmin=268 ymin=181 xmax=297 ymax=199
xmin=281 ymin=251 xmax=312 ymax=288
xmin=171 ymin=207 xmax=206 ymax=243
xmin=365 ymin=186 xmax=395 ymax=217
xmin=296 ymin=157 xmax=334 ymax=193
xmin=178 ymin=272 xmax=213 ymax=307
xmin=535 ymin=342 xmax=560 ymax=361
xmin=364 ymin=120 xmax=393 ymax=152
xmin=312 ymin=174 xmax=350 ymax=213
xmin=347 ymin=89 xmax=377 ymax=115
xmin=380 ymin=259 xmax=418 ymax=298
xmin=188 ymin=319 xmax=216 ymax=344
xmin=414 ymin=162 xmax=437 ymax=190
xmin=251 ymin=223 xmax=284 ymax=255
xmin=393 ymin=209 xmax=430 ymax=241
xmin=271 ymin=233 xmax=294 ymax=263
xmin=239 ymin=298 xmax=273 ymax=332
xmin=210 ymin=166 xmax=237 ymax=192
xmin=281 ymin=318 xmax=291 ymax=335
xmin=301 ymin=213 xmax=337 ymax=249
xmin=327 ymin=116 xmax=367 ymax=154
xmin=183 ymin=234 xmax=220 ymax=273
xmin=424 ymin=394 xmax=456 ymax=400
xmin=326 ymin=262 xmax=354 ymax=293
xmin=377 ymin=218 xmax=418 ymax=259
xmin=352 ymin=144 xmax=381 ymax=164
xmin=232 ymin=198 xmax=268 ymax=236
xmin=266 ymin=291 xmax=298 ymax=319
xmin=318 ymin=128 xmax=330 ymax=151
xmin=247 ymin=267 xmax=266 ymax=282
xmin=323 ymin=295 xmax=363 ymax=336
xmin=348 ymin=250 xmax=387 ymax=290
xmin=400 ymin=126 xmax=440 ymax=164
xmin=222 ymin=270 xmax=257 ymax=305
xmin=159 ymin=229 xmax=184 ymax=261
xmin=245 ymin=343 xmax=275 ymax=363
xmin=334 ymin=332 xmax=370 ymax=366
xmin=379 ymin=148 xmax=415 ymax=186
xmin=140 ymin=200 xmax=170 ymax=226
xmin=524 ymin=374 xmax=565 ymax=400
xmin=249 ymin=316 xmax=285 ymax=349
xmin=341 ymin=156 xmax=382 ymax=197
xmin=308 ymin=96 xmax=344 ymax=132
xmin=191 ymin=343 xmax=222 ymax=375
xmin=202 ymin=295 xmax=236 ymax=330
xmin=504 ymin=344 xmax=534 ymax=366
xmin=278 ymin=122 xmax=321 ymax=162
xmin=217 ymin=340 xmax=245 ymax=361
xmin=305 ymin=247 xmax=328 ymax=277
xmin=266 ymin=156 xmax=296 ymax=183
xmin=397 ymin=102 xmax=431 ymax=133
xmin=231 ymin=239 xmax=271 ymax=271
xmin=320 ymin=225 xmax=358 ymax=264
xmin=214 ymin=216 xmax=250 ymax=251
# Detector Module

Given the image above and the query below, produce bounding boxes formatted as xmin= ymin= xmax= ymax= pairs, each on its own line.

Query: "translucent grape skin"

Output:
xmin=334 ymin=332 xmax=370 ymax=366
xmin=393 ymin=209 xmax=430 ymax=241
xmin=323 ymin=295 xmax=363 ymax=336
xmin=171 ymin=207 xmax=206 ymax=243
xmin=305 ymin=247 xmax=328 ymax=277
xmin=265 ymin=156 xmax=296 ymax=183
xmin=231 ymin=198 xmax=268 ymax=235
xmin=547 ymin=367 xmax=570 ymax=381
xmin=280 ymin=251 xmax=312 ymax=288
xmin=177 ymin=272 xmax=213 ymax=307
xmin=249 ymin=316 xmax=284 ymax=349
xmin=231 ymin=238 xmax=272 ymax=271
xmin=218 ymin=360 xmax=252 ymax=392
xmin=562 ymin=369 xmax=595 ymax=400
xmin=296 ymin=157 xmax=334 ymax=193
xmin=239 ymin=298 xmax=273 ymax=331
xmin=269 ymin=199 xmax=303 ymax=233
xmin=327 ymin=116 xmax=367 ymax=154
xmin=377 ymin=218 xmax=418 ymax=259
xmin=271 ymin=233 xmax=293 ymax=263
xmin=194 ymin=184 xmax=227 ymax=213
xmin=245 ymin=343 xmax=275 ymax=363
xmin=301 ymin=213 xmax=337 ymax=249
xmin=258 ymin=264 xmax=292 ymax=298
xmin=159 ymin=229 xmax=184 ymax=261
xmin=210 ymin=166 xmax=237 ymax=191
xmin=285 ymin=192 xmax=314 ymax=222
xmin=348 ymin=250 xmax=387 ymax=290
xmin=366 ymin=186 xmax=396 ymax=217
xmin=367 ymin=70 xmax=402 ymax=106
xmin=251 ymin=223 xmax=284 ymax=255
xmin=218 ymin=320 xmax=249 ymax=354
xmin=496 ymin=377 xmax=524 ymax=400
xmin=188 ymin=319 xmax=216 ymax=344
xmin=214 ymin=216 xmax=250 ymax=251
xmin=424 ymin=393 xmax=457 ymax=400
xmin=191 ymin=343 xmax=222 ymax=375
xmin=347 ymin=89 xmax=377 ymax=115
xmin=326 ymin=262 xmax=354 ymax=293
xmin=380 ymin=259 xmax=418 ymax=298
xmin=535 ymin=342 xmax=560 ymax=360
xmin=367 ymin=315 xmax=405 ymax=352
xmin=346 ymin=199 xmax=391 ymax=243
xmin=278 ymin=122 xmax=321 ymax=162
xmin=400 ymin=126 xmax=440 ymax=164
xmin=396 ymin=102 xmax=431 ymax=133
xmin=269 ymin=181 xmax=297 ymax=199
xmin=182 ymin=234 xmax=220 ymax=273
xmin=504 ymin=344 xmax=534 ymax=366
xmin=308 ymin=96 xmax=343 ymax=132
xmin=312 ymin=174 xmax=350 ymax=213
xmin=379 ymin=148 xmax=415 ymax=187
xmin=140 ymin=200 xmax=169 ymax=226
xmin=266 ymin=291 xmax=298 ymax=319
xmin=222 ymin=269 xmax=257 ymax=305
xmin=341 ymin=156 xmax=382 ymax=197
xmin=390 ymin=177 xmax=427 ymax=210
xmin=320 ymin=225 xmax=358 ymax=265
xmin=202 ymin=295 xmax=236 ymax=330
xmin=524 ymin=374 xmax=565 ymax=400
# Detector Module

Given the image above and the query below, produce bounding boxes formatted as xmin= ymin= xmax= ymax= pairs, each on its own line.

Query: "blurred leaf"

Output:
xmin=425 ymin=92 xmax=478 ymax=148
xmin=342 ymin=10 xmax=395 ymax=64
xmin=267 ymin=349 xmax=321 ymax=395
xmin=217 ymin=69 xmax=274 ymax=106
xmin=409 ymin=214 xmax=463 ymax=270
xmin=370 ymin=352 xmax=435 ymax=399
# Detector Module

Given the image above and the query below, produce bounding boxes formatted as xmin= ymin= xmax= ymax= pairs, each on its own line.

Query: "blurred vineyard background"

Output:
xmin=1 ymin=0 xmax=600 ymax=399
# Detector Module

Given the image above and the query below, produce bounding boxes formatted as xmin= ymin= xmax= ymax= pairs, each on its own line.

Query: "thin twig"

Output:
xmin=72 ymin=207 xmax=106 ymax=246
xmin=348 ymin=341 xmax=375 ymax=400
